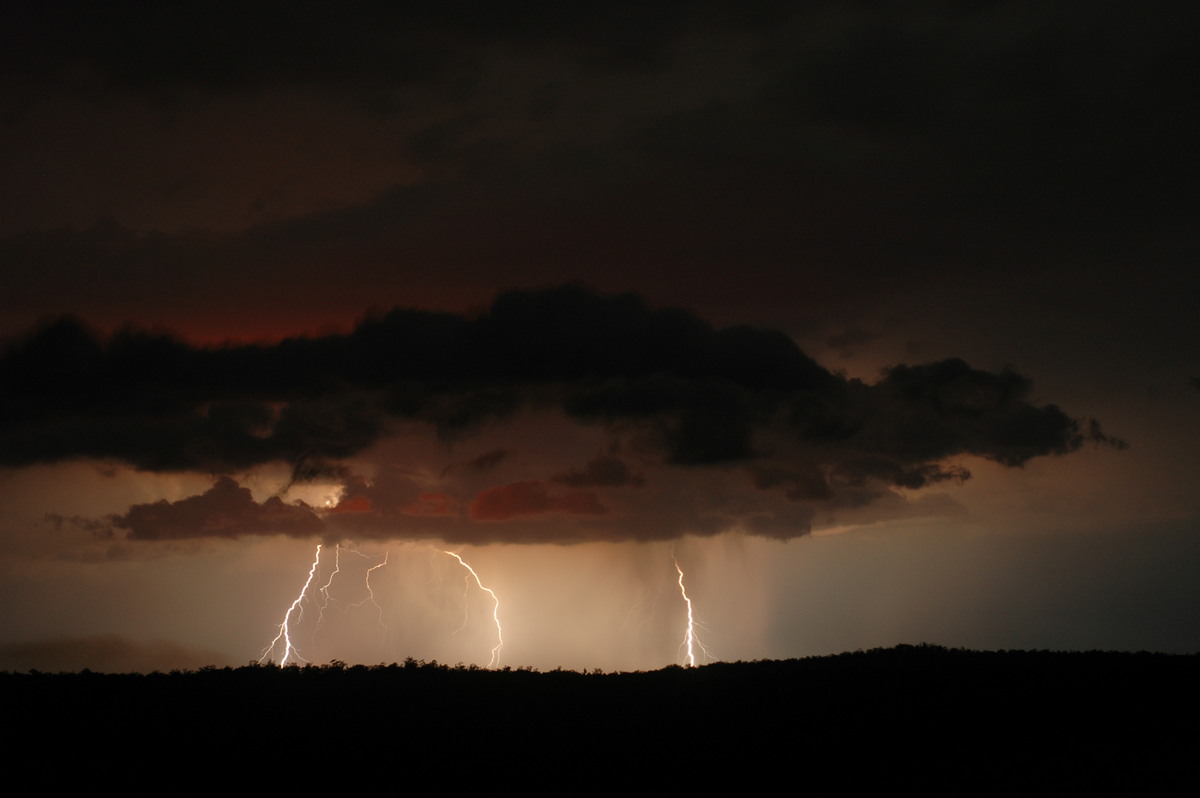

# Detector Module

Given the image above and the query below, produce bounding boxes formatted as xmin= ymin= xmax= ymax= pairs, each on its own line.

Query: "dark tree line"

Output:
xmin=3 ymin=645 xmax=1196 ymax=794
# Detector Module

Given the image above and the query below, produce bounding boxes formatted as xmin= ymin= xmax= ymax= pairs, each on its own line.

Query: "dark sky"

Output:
xmin=1 ymin=2 xmax=1198 ymax=672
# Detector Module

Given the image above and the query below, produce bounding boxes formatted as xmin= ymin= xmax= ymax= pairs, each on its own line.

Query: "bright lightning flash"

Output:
xmin=674 ymin=558 xmax=711 ymax=667
xmin=443 ymin=550 xmax=504 ymax=668
xmin=260 ymin=544 xmax=323 ymax=666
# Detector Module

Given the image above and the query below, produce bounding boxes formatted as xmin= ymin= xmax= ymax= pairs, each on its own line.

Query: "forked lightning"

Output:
xmin=259 ymin=544 xmax=323 ymax=666
xmin=443 ymin=550 xmax=504 ymax=668
xmin=674 ymin=557 xmax=712 ymax=667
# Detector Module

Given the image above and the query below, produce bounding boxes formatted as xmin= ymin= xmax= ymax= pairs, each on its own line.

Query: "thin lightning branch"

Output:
xmin=347 ymin=551 xmax=390 ymax=635
xmin=315 ymin=543 xmax=342 ymax=627
xmin=674 ymin=557 xmax=711 ymax=667
xmin=619 ymin=585 xmax=664 ymax=634
xmin=442 ymin=550 xmax=504 ymax=668
xmin=260 ymin=544 xmax=323 ymax=666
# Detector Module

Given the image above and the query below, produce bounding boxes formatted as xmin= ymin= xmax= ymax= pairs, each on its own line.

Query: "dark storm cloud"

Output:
xmin=626 ymin=3 xmax=1200 ymax=241
xmin=0 ymin=314 xmax=386 ymax=471
xmin=864 ymin=360 xmax=1090 ymax=467
xmin=20 ymin=285 xmax=1119 ymax=543
xmin=0 ymin=1 xmax=742 ymax=99
xmin=552 ymin=454 xmax=645 ymax=488
xmin=3 ymin=3 xmax=1197 ymax=346
xmin=7 ymin=286 xmax=1101 ymax=461
xmin=110 ymin=476 xmax=323 ymax=540
xmin=443 ymin=449 xmax=513 ymax=477
xmin=2 ymin=284 xmax=1108 ymax=472
xmin=9 ymin=2 xmax=1193 ymax=203
xmin=469 ymin=480 xmax=608 ymax=522
xmin=281 ymin=457 xmax=354 ymax=490
xmin=825 ymin=327 xmax=881 ymax=360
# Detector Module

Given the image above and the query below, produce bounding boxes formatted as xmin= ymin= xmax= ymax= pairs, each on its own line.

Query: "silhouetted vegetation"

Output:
xmin=4 ymin=646 xmax=1196 ymax=794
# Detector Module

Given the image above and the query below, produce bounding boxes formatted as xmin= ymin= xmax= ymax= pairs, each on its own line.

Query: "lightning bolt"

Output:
xmin=674 ymin=557 xmax=711 ymax=667
xmin=259 ymin=543 xmax=323 ymax=666
xmin=315 ymin=543 xmax=342 ymax=626
xmin=347 ymin=551 xmax=390 ymax=636
xmin=442 ymin=550 xmax=504 ymax=668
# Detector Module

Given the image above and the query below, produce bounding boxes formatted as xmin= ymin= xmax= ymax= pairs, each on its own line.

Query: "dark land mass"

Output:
xmin=4 ymin=645 xmax=1196 ymax=794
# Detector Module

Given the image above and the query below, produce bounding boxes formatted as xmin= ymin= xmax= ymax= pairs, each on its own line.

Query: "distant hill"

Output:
xmin=5 ymin=645 xmax=1196 ymax=794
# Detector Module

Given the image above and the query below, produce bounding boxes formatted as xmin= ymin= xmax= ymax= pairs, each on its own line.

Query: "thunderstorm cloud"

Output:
xmin=3 ymin=285 xmax=1115 ymax=544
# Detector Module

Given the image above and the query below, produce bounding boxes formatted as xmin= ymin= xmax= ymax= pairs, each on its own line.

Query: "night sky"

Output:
xmin=2 ymin=2 xmax=1198 ymax=673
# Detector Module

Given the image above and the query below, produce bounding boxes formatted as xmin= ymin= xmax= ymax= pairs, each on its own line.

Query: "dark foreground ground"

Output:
xmin=3 ymin=645 xmax=1196 ymax=794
